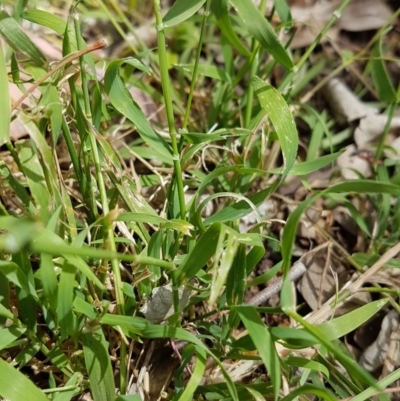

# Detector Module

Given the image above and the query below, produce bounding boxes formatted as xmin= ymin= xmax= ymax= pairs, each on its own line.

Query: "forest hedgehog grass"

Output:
xmin=0 ymin=0 xmax=400 ymax=400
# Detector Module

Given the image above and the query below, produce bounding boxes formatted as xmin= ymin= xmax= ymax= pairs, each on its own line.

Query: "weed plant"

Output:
xmin=0 ymin=0 xmax=399 ymax=400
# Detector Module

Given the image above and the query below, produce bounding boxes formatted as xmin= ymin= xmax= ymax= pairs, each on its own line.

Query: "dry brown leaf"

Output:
xmin=336 ymin=145 xmax=372 ymax=179
xmin=288 ymin=0 xmax=392 ymax=49
xmin=359 ymin=310 xmax=400 ymax=372
xmin=297 ymin=246 xmax=349 ymax=311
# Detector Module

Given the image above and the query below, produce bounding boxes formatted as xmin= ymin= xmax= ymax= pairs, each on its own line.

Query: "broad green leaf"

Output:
xmin=58 ymin=262 xmax=76 ymax=340
xmin=82 ymin=327 xmax=115 ymax=401
xmin=174 ymin=222 xmax=221 ymax=286
xmin=104 ymin=60 xmax=172 ymax=162
xmin=235 ymin=306 xmax=281 ymax=401
xmin=229 ymin=0 xmax=293 ymax=70
xmin=210 ymin=0 xmax=251 ymax=57
xmin=0 ymin=44 xmax=10 ymax=146
xmin=115 ymin=396 xmax=142 ymax=401
xmin=0 ymin=11 xmax=46 ymax=67
xmin=0 ymin=357 xmax=49 ymax=401
xmin=21 ymin=9 xmax=66 ymax=35
xmin=163 ymin=0 xmax=206 ymax=28
xmin=252 ymin=76 xmax=298 ymax=179
xmin=371 ymin=34 xmax=397 ymax=103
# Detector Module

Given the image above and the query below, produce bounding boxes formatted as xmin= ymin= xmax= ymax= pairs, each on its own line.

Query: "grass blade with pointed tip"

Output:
xmin=229 ymin=0 xmax=293 ymax=70
xmin=163 ymin=0 xmax=206 ymax=28
xmin=235 ymin=305 xmax=281 ymax=401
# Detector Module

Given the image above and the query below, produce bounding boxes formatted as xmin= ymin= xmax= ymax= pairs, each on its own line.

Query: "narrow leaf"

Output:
xmin=163 ymin=0 xmax=206 ymax=28
xmin=229 ymin=0 xmax=293 ymax=70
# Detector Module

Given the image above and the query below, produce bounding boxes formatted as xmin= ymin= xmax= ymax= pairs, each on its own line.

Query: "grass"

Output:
xmin=0 ymin=0 xmax=400 ymax=400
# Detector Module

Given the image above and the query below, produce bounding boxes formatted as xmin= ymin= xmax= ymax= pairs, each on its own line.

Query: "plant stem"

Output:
xmin=152 ymin=0 xmax=186 ymax=220
xmin=74 ymin=16 xmax=127 ymax=394
xmin=182 ymin=0 xmax=211 ymax=130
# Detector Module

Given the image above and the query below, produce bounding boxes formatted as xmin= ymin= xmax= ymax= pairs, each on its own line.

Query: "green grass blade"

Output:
xmin=229 ymin=0 xmax=293 ymax=70
xmin=0 ymin=357 xmax=49 ymax=401
xmin=104 ymin=60 xmax=173 ymax=162
xmin=178 ymin=345 xmax=207 ymax=401
xmin=371 ymin=34 xmax=397 ymax=103
xmin=235 ymin=306 xmax=281 ymax=401
xmin=82 ymin=327 xmax=115 ymax=401
xmin=163 ymin=0 xmax=206 ymax=28
xmin=251 ymin=76 xmax=298 ymax=179
xmin=174 ymin=222 xmax=221 ymax=286
xmin=0 ymin=11 xmax=46 ymax=67
xmin=0 ymin=43 xmax=10 ymax=146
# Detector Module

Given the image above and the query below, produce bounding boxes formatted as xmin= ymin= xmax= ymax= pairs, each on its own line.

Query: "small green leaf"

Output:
xmin=163 ymin=0 xmax=206 ymax=28
xmin=0 ymin=11 xmax=46 ymax=67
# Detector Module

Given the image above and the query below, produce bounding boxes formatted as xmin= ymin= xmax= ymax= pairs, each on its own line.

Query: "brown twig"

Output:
xmin=11 ymin=39 xmax=107 ymax=114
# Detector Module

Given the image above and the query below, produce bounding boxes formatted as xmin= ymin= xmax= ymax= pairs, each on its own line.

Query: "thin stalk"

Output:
xmin=152 ymin=0 xmax=186 ymax=220
xmin=279 ymin=0 xmax=352 ymax=92
xmin=96 ymin=0 xmax=138 ymax=54
xmin=74 ymin=18 xmax=127 ymax=394
xmin=243 ymin=0 xmax=266 ymax=128
xmin=374 ymin=102 xmax=396 ymax=168
xmin=182 ymin=0 xmax=211 ymax=130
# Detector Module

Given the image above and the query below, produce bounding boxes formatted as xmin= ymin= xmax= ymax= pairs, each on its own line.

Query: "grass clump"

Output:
xmin=0 ymin=0 xmax=400 ymax=400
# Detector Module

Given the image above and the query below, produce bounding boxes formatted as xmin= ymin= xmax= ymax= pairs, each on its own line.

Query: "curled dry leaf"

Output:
xmin=359 ymin=310 xmax=400 ymax=372
xmin=336 ymin=144 xmax=372 ymax=179
xmin=288 ymin=0 xmax=392 ymax=49
xmin=140 ymin=283 xmax=192 ymax=324
xmin=297 ymin=245 xmax=349 ymax=311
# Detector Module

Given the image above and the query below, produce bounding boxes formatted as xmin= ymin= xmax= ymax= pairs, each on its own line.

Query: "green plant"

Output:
xmin=0 ymin=0 xmax=399 ymax=400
